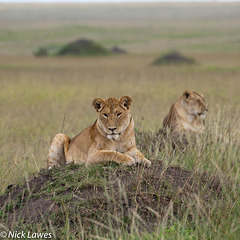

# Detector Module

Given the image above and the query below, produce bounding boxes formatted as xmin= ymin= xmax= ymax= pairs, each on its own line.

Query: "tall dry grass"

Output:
xmin=0 ymin=53 xmax=239 ymax=192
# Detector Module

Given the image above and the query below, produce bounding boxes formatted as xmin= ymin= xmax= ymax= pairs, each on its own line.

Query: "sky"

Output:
xmin=0 ymin=0 xmax=239 ymax=3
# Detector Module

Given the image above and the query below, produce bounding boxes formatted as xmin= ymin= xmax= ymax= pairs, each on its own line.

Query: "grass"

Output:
xmin=0 ymin=2 xmax=239 ymax=239
xmin=0 ymin=53 xmax=239 ymax=239
xmin=0 ymin=53 xmax=240 ymax=189
xmin=0 ymin=112 xmax=239 ymax=239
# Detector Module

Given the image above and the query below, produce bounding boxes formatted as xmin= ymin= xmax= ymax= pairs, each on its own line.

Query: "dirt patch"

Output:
xmin=152 ymin=51 xmax=195 ymax=65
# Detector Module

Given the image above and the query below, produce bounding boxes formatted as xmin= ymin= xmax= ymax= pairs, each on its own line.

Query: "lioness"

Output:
xmin=163 ymin=90 xmax=208 ymax=139
xmin=47 ymin=96 xmax=151 ymax=169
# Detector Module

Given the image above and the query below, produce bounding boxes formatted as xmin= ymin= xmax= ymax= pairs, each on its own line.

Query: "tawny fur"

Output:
xmin=47 ymin=96 xmax=151 ymax=169
xmin=163 ymin=90 xmax=208 ymax=136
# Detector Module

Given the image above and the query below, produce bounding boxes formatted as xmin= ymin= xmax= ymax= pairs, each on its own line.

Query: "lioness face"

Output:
xmin=92 ymin=96 xmax=132 ymax=140
xmin=182 ymin=90 xmax=208 ymax=119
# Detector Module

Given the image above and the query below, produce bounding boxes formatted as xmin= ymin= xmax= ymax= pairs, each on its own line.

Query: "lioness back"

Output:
xmin=47 ymin=96 xmax=151 ymax=169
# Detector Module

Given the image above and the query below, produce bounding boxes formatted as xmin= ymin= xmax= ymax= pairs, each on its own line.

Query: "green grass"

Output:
xmin=0 ymin=115 xmax=239 ymax=239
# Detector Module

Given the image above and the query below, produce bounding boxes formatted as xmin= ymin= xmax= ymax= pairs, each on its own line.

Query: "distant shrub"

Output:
xmin=33 ymin=47 xmax=49 ymax=57
xmin=111 ymin=45 xmax=127 ymax=54
xmin=56 ymin=38 xmax=111 ymax=56
xmin=152 ymin=51 xmax=196 ymax=65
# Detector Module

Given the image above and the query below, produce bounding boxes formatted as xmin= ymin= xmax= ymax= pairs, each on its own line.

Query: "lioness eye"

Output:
xmin=117 ymin=113 xmax=122 ymax=117
xmin=103 ymin=113 xmax=108 ymax=118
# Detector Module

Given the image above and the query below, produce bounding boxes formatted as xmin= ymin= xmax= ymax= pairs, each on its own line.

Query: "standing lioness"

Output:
xmin=47 ymin=96 xmax=151 ymax=169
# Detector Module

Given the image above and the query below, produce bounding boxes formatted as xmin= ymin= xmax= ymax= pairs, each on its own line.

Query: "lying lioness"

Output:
xmin=47 ymin=96 xmax=151 ymax=169
xmin=163 ymin=90 xmax=208 ymax=144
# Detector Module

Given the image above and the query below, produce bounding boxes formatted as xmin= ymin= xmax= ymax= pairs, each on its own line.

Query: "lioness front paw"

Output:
xmin=122 ymin=156 xmax=136 ymax=166
xmin=143 ymin=158 xmax=151 ymax=167
xmin=134 ymin=157 xmax=151 ymax=167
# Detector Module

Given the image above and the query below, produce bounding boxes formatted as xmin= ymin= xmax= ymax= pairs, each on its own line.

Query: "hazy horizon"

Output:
xmin=1 ymin=0 xmax=240 ymax=3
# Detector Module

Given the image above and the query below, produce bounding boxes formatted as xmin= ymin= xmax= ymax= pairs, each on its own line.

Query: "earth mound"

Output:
xmin=111 ymin=45 xmax=127 ymax=54
xmin=56 ymin=38 xmax=110 ymax=56
xmin=0 ymin=160 xmax=221 ymax=238
xmin=152 ymin=51 xmax=195 ymax=65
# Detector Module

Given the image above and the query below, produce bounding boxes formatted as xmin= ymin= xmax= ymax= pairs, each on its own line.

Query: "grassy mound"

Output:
xmin=0 ymin=158 xmax=222 ymax=239
xmin=1 ymin=123 xmax=239 ymax=239
xmin=152 ymin=51 xmax=195 ymax=65
xmin=56 ymin=39 xmax=111 ymax=57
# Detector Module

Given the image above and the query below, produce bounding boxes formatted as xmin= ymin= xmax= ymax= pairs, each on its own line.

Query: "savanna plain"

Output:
xmin=0 ymin=3 xmax=239 ymax=240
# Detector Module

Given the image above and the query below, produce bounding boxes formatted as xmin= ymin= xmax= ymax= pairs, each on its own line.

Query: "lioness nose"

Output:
xmin=108 ymin=127 xmax=117 ymax=132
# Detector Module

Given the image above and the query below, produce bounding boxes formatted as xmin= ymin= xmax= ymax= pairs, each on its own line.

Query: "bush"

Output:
xmin=33 ymin=47 xmax=49 ymax=57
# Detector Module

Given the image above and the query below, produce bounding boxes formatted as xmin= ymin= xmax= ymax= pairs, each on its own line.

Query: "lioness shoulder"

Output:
xmin=47 ymin=96 xmax=151 ymax=169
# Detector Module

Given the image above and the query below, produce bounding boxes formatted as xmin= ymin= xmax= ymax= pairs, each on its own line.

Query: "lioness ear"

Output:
xmin=183 ymin=90 xmax=193 ymax=99
xmin=92 ymin=98 xmax=105 ymax=112
xmin=119 ymin=95 xmax=132 ymax=110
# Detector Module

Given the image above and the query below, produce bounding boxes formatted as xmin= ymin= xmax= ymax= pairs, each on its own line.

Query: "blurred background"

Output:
xmin=0 ymin=0 xmax=240 ymax=189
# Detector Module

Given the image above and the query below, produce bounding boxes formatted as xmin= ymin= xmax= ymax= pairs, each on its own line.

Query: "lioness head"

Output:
xmin=181 ymin=90 xmax=208 ymax=119
xmin=92 ymin=96 xmax=132 ymax=140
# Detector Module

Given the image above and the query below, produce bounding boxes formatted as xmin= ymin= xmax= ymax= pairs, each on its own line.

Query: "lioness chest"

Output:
xmin=67 ymin=125 xmax=134 ymax=163
xmin=93 ymin=132 xmax=135 ymax=153
xmin=180 ymin=117 xmax=205 ymax=133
